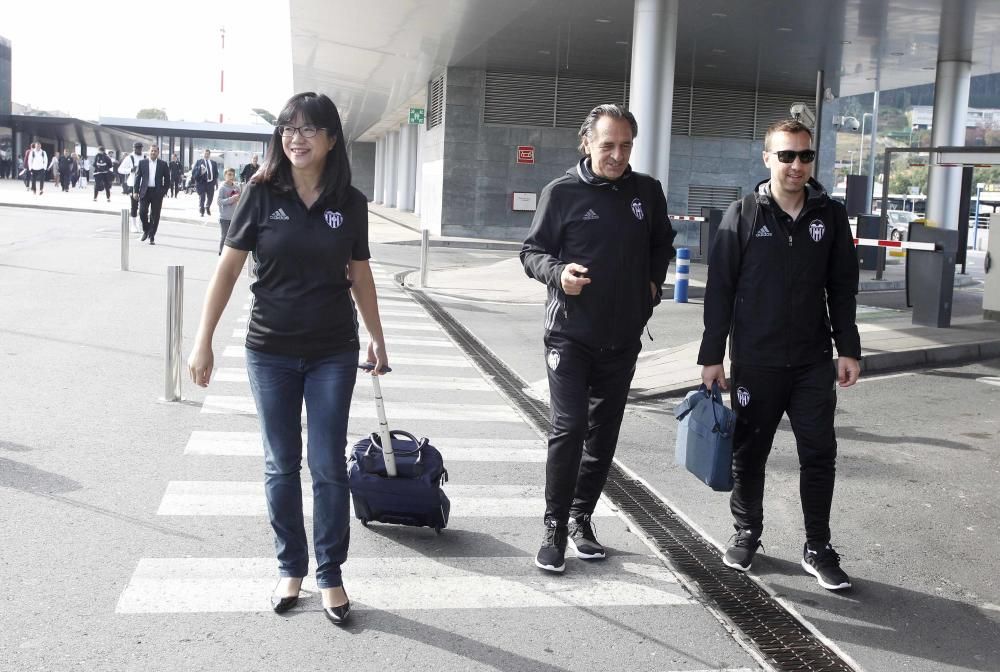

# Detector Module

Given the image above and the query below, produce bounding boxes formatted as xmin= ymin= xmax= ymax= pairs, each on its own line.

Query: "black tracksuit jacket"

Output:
xmin=520 ymin=159 xmax=677 ymax=350
xmin=698 ymin=178 xmax=861 ymax=368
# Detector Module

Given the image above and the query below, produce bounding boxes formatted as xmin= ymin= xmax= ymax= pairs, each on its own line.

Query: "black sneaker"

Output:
xmin=723 ymin=529 xmax=762 ymax=571
xmin=802 ymin=543 xmax=852 ymax=590
xmin=535 ymin=518 xmax=568 ymax=573
xmin=568 ymin=514 xmax=606 ymax=559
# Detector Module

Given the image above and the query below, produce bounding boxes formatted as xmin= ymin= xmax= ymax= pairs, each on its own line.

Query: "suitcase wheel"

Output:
xmin=434 ymin=526 xmax=443 ymax=535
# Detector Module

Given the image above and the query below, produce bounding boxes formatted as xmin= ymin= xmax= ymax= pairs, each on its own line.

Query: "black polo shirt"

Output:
xmin=225 ymin=182 xmax=371 ymax=358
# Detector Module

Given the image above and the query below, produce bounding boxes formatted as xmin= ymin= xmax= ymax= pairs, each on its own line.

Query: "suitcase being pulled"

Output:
xmin=348 ymin=367 xmax=450 ymax=533
xmin=348 ymin=430 xmax=450 ymax=532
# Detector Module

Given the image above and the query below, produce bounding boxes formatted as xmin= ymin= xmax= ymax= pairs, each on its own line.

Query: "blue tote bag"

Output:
xmin=674 ymin=383 xmax=736 ymax=492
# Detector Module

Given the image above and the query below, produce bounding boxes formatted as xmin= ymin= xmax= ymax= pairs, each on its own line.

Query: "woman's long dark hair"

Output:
xmin=253 ymin=92 xmax=352 ymax=208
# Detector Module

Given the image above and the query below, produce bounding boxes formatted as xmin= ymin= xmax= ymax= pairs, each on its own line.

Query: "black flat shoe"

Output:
xmin=323 ymin=600 xmax=351 ymax=625
xmin=140 ymin=232 xmax=148 ymax=241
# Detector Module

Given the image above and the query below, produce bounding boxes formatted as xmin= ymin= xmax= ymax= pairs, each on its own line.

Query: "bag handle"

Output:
xmin=709 ymin=384 xmax=733 ymax=439
xmin=364 ymin=430 xmax=428 ymax=458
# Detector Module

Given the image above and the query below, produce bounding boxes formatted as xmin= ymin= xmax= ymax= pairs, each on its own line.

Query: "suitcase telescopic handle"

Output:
xmin=359 ymin=363 xmax=397 ymax=477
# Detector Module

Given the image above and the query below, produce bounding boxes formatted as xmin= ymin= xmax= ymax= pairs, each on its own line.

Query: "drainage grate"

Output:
xmin=401 ymin=275 xmax=857 ymax=672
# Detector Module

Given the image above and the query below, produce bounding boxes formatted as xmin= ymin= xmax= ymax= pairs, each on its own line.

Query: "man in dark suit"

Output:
xmin=168 ymin=153 xmax=184 ymax=198
xmin=134 ymin=145 xmax=170 ymax=244
xmin=194 ymin=149 xmax=219 ymax=216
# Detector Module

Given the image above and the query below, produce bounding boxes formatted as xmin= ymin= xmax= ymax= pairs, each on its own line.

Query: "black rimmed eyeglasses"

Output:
xmin=277 ymin=125 xmax=325 ymax=138
xmin=770 ymin=149 xmax=816 ymax=164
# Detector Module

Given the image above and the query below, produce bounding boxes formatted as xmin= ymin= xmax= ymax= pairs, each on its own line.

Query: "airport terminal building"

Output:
xmin=290 ymin=0 xmax=1000 ymax=243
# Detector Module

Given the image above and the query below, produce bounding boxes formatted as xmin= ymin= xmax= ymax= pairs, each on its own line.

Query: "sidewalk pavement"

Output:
xmin=5 ymin=180 xmax=999 ymax=400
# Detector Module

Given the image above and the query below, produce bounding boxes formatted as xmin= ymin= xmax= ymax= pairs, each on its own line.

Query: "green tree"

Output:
xmin=136 ymin=108 xmax=168 ymax=120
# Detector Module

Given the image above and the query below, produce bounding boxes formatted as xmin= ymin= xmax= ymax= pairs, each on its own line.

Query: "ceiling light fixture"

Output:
xmin=595 ymin=18 xmax=611 ymax=24
xmin=777 ymin=27 xmax=793 ymax=32
xmin=538 ymin=50 xmax=551 ymax=55
xmin=841 ymin=40 xmax=852 ymax=45
xmin=711 ymin=12 xmax=727 ymax=18
xmin=615 ymin=41 xmax=629 ymax=46
xmin=712 ymin=48 xmax=727 ymax=54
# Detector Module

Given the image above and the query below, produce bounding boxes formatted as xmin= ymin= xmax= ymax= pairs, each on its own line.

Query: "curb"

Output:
xmin=628 ymin=339 xmax=1000 ymax=402
xmin=370 ymin=207 xmax=522 ymax=251
xmin=0 ymin=200 xmax=214 ymax=228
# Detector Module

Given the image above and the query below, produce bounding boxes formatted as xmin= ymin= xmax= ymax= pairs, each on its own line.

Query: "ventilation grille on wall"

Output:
xmin=482 ymin=71 xmax=812 ymax=141
xmin=688 ymin=185 xmax=741 ymax=216
xmin=555 ymin=77 xmax=629 ymax=129
xmin=483 ymin=72 xmax=555 ymax=126
xmin=427 ymin=74 xmax=446 ymax=129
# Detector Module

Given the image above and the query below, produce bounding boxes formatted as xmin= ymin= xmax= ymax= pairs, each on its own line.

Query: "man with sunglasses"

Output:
xmin=698 ymin=118 xmax=861 ymax=591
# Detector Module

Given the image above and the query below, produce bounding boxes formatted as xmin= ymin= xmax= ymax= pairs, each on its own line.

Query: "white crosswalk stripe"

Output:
xmin=228 ymin=331 xmax=454 ymax=347
xmin=201 ymin=395 xmax=522 ymax=422
xmin=157 ymin=481 xmax=617 ymax=518
xmin=116 ymin=556 xmax=689 ymax=613
xmin=213 ymin=368 xmax=480 ymax=386
xmin=221 ymin=346 xmax=470 ymax=366
xmin=183 ymin=431 xmax=546 ymax=460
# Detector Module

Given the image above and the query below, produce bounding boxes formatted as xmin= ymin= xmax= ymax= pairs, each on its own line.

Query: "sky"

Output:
xmin=4 ymin=0 xmax=294 ymax=124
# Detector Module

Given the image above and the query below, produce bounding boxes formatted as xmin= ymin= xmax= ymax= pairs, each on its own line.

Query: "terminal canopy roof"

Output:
xmin=3 ymin=114 xmax=151 ymax=154
xmin=99 ymin=118 xmax=273 ymax=143
xmin=289 ymin=0 xmax=1000 ymax=143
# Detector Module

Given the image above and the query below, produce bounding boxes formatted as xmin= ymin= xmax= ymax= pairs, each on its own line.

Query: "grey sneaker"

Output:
xmin=723 ymin=529 xmax=762 ymax=571
xmin=535 ymin=518 xmax=568 ymax=573
xmin=802 ymin=543 xmax=852 ymax=590
xmin=568 ymin=514 xmax=606 ymax=560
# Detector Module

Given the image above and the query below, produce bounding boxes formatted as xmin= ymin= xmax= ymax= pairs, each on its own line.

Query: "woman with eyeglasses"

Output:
xmin=188 ymin=92 xmax=388 ymax=626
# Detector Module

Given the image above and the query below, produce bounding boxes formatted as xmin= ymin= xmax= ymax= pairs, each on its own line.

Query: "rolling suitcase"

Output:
xmin=348 ymin=366 xmax=450 ymax=532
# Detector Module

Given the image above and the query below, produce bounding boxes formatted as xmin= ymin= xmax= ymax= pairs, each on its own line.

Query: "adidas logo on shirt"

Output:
xmin=583 ymin=209 xmax=600 ymax=221
xmin=269 ymin=208 xmax=290 ymax=221
xmin=755 ymin=224 xmax=772 ymax=238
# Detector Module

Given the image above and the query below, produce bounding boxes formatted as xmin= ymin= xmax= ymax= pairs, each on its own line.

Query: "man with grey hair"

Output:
xmin=521 ymin=103 xmax=676 ymax=573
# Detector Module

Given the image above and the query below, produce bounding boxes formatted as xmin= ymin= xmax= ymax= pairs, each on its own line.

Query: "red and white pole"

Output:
xmin=219 ymin=27 xmax=225 ymax=123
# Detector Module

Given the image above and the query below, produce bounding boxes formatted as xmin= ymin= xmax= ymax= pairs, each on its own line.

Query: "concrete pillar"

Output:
xmin=414 ymin=124 xmax=423 ymax=216
xmin=397 ymin=122 xmax=418 ymax=212
xmin=628 ymin=0 xmax=678 ymax=186
xmin=864 ymin=89 xmax=880 ymax=214
xmin=374 ymin=136 xmax=385 ymax=205
xmin=384 ymin=130 xmax=399 ymax=208
xmin=926 ymin=0 xmax=975 ymax=230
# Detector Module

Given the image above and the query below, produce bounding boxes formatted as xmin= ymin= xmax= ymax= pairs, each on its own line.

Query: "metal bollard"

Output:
xmin=120 ymin=208 xmax=130 ymax=271
xmin=674 ymin=247 xmax=690 ymax=303
xmin=164 ymin=266 xmax=184 ymax=401
xmin=418 ymin=228 xmax=430 ymax=287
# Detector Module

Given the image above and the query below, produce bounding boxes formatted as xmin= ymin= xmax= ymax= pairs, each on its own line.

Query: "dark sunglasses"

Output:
xmin=771 ymin=149 xmax=816 ymax=164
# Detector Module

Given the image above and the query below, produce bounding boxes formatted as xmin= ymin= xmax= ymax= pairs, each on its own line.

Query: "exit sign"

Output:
xmin=517 ymin=145 xmax=535 ymax=164
xmin=408 ymin=108 xmax=425 ymax=124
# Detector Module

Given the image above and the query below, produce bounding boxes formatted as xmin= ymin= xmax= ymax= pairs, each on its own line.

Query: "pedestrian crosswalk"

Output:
xmin=117 ymin=261 xmax=699 ymax=622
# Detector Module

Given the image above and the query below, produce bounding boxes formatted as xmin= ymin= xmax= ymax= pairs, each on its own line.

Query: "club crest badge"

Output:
xmin=325 ymin=210 xmax=343 ymax=229
xmin=736 ymin=386 xmax=751 ymax=407
xmin=546 ymin=349 xmax=561 ymax=371
xmin=808 ymin=219 xmax=825 ymax=242
xmin=631 ymin=198 xmax=644 ymax=220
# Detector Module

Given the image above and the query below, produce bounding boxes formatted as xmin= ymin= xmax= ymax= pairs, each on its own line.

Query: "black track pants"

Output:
xmin=543 ymin=333 xmax=640 ymax=524
xmin=729 ymin=359 xmax=838 ymax=546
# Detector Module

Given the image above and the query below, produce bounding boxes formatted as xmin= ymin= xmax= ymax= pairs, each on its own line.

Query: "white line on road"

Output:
xmin=221 ymin=347 xmax=470 ymax=366
xmin=212 ymin=368 xmax=482 ymax=387
xmin=201 ymin=396 xmax=521 ymax=422
xmin=116 ymin=556 xmax=688 ymax=613
xmin=156 ymin=482 xmax=616 ymax=518
xmin=184 ymin=431 xmax=545 ymax=460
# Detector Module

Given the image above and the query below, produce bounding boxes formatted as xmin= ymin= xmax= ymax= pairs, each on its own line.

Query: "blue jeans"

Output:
xmin=245 ymin=348 xmax=358 ymax=588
